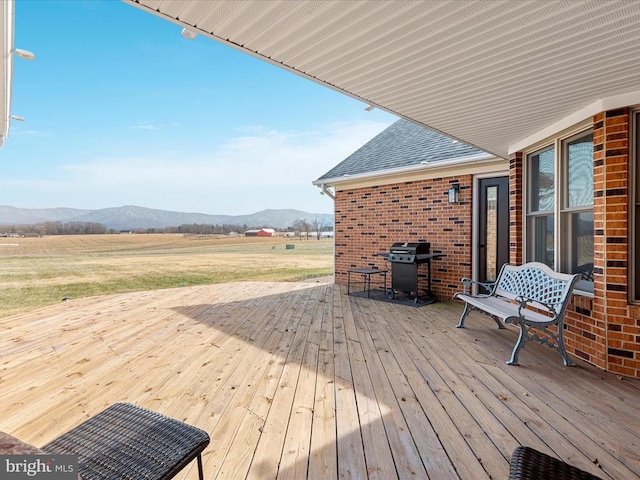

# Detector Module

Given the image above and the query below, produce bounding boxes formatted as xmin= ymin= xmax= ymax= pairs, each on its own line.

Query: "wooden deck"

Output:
xmin=1 ymin=280 xmax=639 ymax=479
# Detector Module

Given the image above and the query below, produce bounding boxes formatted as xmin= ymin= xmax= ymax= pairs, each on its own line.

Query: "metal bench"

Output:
xmin=454 ymin=262 xmax=579 ymax=366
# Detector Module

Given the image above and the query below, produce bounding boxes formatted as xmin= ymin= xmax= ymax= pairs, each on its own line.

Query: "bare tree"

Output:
xmin=291 ymin=219 xmax=303 ymax=239
xmin=292 ymin=219 xmax=312 ymax=240
xmin=302 ymin=220 xmax=313 ymax=240
xmin=311 ymin=217 xmax=325 ymax=240
xmin=291 ymin=219 xmax=311 ymax=240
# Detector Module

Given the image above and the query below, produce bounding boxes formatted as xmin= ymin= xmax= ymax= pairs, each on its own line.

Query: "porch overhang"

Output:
xmin=123 ymin=0 xmax=640 ymax=159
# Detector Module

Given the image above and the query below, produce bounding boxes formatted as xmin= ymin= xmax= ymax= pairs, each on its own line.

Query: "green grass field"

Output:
xmin=0 ymin=234 xmax=334 ymax=318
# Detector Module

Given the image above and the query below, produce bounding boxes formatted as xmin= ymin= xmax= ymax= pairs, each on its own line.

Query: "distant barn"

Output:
xmin=244 ymin=228 xmax=275 ymax=237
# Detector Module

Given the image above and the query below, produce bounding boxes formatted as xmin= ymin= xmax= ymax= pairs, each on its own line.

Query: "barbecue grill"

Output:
xmin=385 ymin=241 xmax=440 ymax=304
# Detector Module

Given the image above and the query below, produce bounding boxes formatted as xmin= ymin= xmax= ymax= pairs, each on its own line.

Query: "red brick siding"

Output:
xmin=334 ymin=176 xmax=473 ymax=300
xmin=509 ymin=152 xmax=523 ymax=265
xmin=594 ymin=108 xmax=640 ymax=377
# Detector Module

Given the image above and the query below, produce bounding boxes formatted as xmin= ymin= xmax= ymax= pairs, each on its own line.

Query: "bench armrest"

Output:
xmin=460 ymin=278 xmax=497 ymax=296
xmin=514 ymin=295 xmax=560 ymax=317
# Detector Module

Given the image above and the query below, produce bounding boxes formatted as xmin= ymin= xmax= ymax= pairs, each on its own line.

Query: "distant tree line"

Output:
xmin=0 ymin=221 xmax=108 ymax=236
xmin=0 ymin=218 xmax=333 ymax=237
xmin=144 ymin=223 xmax=249 ymax=234
xmin=140 ymin=222 xmax=330 ymax=235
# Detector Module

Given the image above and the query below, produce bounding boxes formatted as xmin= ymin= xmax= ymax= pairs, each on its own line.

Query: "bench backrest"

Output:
xmin=494 ymin=262 xmax=579 ymax=315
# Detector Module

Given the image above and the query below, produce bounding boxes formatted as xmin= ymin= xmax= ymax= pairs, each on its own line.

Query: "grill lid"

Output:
xmin=389 ymin=242 xmax=430 ymax=255
xmin=388 ymin=242 xmax=431 ymax=263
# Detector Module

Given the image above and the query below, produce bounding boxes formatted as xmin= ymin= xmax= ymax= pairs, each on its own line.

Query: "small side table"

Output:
xmin=347 ymin=268 xmax=387 ymax=298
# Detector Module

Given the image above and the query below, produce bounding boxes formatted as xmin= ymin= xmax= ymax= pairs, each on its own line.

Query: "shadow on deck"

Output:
xmin=1 ymin=281 xmax=638 ymax=479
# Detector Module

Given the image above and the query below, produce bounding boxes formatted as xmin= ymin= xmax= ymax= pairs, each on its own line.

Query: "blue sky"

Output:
xmin=2 ymin=0 xmax=396 ymax=215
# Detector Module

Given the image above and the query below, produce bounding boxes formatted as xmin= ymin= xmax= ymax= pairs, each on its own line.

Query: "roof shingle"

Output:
xmin=316 ymin=119 xmax=487 ymax=182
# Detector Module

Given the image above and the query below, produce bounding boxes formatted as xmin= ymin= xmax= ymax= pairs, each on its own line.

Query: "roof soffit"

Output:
xmin=124 ymin=0 xmax=640 ymax=159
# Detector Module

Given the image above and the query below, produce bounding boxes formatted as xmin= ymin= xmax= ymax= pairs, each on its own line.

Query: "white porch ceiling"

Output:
xmin=124 ymin=0 xmax=640 ymax=159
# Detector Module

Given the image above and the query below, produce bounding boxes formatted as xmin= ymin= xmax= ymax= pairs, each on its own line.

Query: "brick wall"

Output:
xmin=509 ymin=152 xmax=523 ymax=265
xmin=593 ymin=108 xmax=640 ymax=376
xmin=334 ymin=175 xmax=473 ymax=300
xmin=565 ymin=109 xmax=639 ymax=376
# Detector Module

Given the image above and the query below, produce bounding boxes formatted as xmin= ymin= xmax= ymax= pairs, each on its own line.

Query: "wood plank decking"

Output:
xmin=1 ymin=280 xmax=639 ymax=479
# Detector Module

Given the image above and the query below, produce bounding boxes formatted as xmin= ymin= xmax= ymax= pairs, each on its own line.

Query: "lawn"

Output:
xmin=0 ymin=233 xmax=334 ymax=318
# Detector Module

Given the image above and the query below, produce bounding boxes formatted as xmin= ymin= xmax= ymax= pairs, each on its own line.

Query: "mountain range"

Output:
xmin=0 ymin=205 xmax=334 ymax=231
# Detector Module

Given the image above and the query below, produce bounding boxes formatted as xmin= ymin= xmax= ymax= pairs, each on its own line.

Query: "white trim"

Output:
xmin=521 ymin=123 xmax=594 ymax=273
xmin=509 ymin=90 xmax=640 ymax=155
xmin=313 ymin=152 xmax=496 ymax=187
xmin=0 ymin=0 xmax=14 ymax=148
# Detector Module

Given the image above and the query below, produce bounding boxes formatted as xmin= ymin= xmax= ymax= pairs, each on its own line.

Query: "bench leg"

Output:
xmin=507 ymin=321 xmax=576 ymax=366
xmin=490 ymin=314 xmax=506 ymax=329
xmin=456 ymin=302 xmax=472 ymax=328
xmin=507 ymin=321 xmax=527 ymax=365
xmin=555 ymin=324 xmax=576 ymax=366
xmin=456 ymin=303 xmax=505 ymax=329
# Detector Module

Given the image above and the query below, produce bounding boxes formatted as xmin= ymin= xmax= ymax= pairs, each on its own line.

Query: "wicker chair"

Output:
xmin=42 ymin=403 xmax=210 ymax=480
xmin=509 ymin=446 xmax=603 ymax=480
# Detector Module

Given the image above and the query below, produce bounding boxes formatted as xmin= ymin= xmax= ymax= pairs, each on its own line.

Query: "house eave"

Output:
xmin=508 ymin=90 xmax=640 ymax=155
xmin=123 ymin=1 xmax=640 ymax=159
xmin=313 ymin=153 xmax=503 ymax=189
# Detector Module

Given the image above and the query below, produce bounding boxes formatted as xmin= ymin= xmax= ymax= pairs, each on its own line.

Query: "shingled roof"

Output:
xmin=315 ymin=119 xmax=489 ymax=182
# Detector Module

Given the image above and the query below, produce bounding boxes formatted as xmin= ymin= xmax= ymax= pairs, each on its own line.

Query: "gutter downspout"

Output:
xmin=320 ymin=184 xmax=335 ymax=200
xmin=318 ymin=183 xmax=336 ymax=283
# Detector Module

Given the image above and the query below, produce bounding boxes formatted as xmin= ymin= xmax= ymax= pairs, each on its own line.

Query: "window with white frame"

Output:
xmin=526 ymin=129 xmax=594 ymax=293
xmin=527 ymin=146 xmax=555 ymax=269
xmin=634 ymin=111 xmax=640 ymax=301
